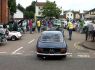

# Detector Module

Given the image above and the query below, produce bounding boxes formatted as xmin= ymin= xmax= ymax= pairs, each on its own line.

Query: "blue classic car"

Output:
xmin=36 ymin=31 xmax=67 ymax=59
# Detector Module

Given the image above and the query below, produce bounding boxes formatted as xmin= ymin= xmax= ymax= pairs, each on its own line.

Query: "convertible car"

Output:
xmin=6 ymin=31 xmax=22 ymax=41
xmin=36 ymin=31 xmax=67 ymax=59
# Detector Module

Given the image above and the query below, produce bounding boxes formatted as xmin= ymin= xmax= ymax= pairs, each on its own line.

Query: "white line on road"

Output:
xmin=74 ymin=42 xmax=77 ymax=47
xmin=77 ymin=54 xmax=90 ymax=58
xmin=0 ymin=52 xmax=7 ymax=54
xmin=66 ymin=53 xmax=72 ymax=55
xmin=28 ymin=39 xmax=35 ymax=44
xmin=12 ymin=47 xmax=23 ymax=54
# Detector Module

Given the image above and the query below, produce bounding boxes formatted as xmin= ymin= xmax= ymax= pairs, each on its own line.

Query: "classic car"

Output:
xmin=36 ymin=31 xmax=67 ymax=59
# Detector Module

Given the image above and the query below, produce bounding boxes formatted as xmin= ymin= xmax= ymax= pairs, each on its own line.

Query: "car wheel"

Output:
xmin=11 ymin=36 xmax=16 ymax=41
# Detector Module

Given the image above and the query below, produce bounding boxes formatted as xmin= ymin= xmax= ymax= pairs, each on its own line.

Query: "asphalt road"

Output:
xmin=0 ymin=30 xmax=95 ymax=70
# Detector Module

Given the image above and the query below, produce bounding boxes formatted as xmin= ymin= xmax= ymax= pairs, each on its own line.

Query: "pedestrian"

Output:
xmin=79 ymin=20 xmax=84 ymax=33
xmin=22 ymin=20 xmax=27 ymax=34
xmin=87 ymin=21 xmax=94 ymax=40
xmin=8 ymin=21 xmax=13 ymax=31
xmin=92 ymin=21 xmax=95 ymax=42
xmin=84 ymin=25 xmax=88 ymax=41
xmin=67 ymin=21 xmax=74 ymax=40
xmin=37 ymin=19 xmax=41 ymax=33
xmin=28 ymin=19 xmax=33 ymax=34
xmin=32 ymin=20 xmax=36 ymax=33
xmin=12 ymin=21 xmax=18 ymax=31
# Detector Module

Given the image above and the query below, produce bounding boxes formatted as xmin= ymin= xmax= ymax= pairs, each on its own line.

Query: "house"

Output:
xmin=73 ymin=11 xmax=80 ymax=20
xmin=35 ymin=2 xmax=46 ymax=18
xmin=13 ymin=9 xmax=24 ymax=21
xmin=0 ymin=0 xmax=9 ymax=24
xmin=63 ymin=10 xmax=74 ymax=21
xmin=63 ymin=10 xmax=81 ymax=21
xmin=84 ymin=8 xmax=95 ymax=22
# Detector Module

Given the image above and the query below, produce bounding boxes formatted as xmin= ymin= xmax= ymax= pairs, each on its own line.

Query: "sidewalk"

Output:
xmin=82 ymin=41 xmax=95 ymax=50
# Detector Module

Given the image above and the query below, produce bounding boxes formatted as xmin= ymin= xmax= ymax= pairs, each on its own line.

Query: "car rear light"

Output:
xmin=37 ymin=48 xmax=43 ymax=53
xmin=60 ymin=48 xmax=67 ymax=53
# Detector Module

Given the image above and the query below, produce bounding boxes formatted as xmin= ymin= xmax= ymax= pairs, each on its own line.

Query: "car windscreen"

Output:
xmin=41 ymin=33 xmax=63 ymax=42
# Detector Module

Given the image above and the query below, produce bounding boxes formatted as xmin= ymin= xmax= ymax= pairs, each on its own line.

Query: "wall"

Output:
xmin=35 ymin=6 xmax=43 ymax=17
xmin=0 ymin=0 xmax=8 ymax=24
xmin=13 ymin=9 xmax=24 ymax=19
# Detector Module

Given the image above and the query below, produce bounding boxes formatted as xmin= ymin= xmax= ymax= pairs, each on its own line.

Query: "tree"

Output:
xmin=8 ymin=0 xmax=16 ymax=18
xmin=17 ymin=4 xmax=25 ymax=13
xmin=26 ymin=1 xmax=36 ymax=13
xmin=42 ymin=1 xmax=61 ymax=18
xmin=24 ymin=11 xmax=34 ymax=19
xmin=25 ymin=1 xmax=36 ymax=19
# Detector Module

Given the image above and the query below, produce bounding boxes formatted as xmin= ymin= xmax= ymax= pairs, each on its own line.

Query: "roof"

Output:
xmin=42 ymin=31 xmax=62 ymax=35
xmin=36 ymin=2 xmax=46 ymax=6
xmin=64 ymin=10 xmax=80 ymax=13
xmin=84 ymin=8 xmax=95 ymax=14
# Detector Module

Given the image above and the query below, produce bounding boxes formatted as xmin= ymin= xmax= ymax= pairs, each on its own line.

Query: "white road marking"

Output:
xmin=67 ymin=54 xmax=73 ymax=57
xmin=66 ymin=53 xmax=72 ymax=55
xmin=0 ymin=52 xmax=7 ymax=54
xmin=28 ymin=39 xmax=35 ymax=44
xmin=12 ymin=47 xmax=23 ymax=54
xmin=77 ymin=54 xmax=90 ymax=58
xmin=74 ymin=42 xmax=77 ymax=47
xmin=15 ymin=53 xmax=23 ymax=55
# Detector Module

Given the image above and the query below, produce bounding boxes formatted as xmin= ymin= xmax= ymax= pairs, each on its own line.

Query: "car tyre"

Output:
xmin=11 ymin=36 xmax=16 ymax=41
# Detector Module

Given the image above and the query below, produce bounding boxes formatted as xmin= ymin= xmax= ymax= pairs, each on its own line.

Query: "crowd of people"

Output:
xmin=8 ymin=19 xmax=53 ymax=34
xmin=84 ymin=21 xmax=95 ymax=42
xmin=64 ymin=19 xmax=95 ymax=42
xmin=0 ymin=18 xmax=94 ymax=42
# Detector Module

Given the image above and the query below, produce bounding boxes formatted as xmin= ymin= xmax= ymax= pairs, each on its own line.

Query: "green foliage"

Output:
xmin=17 ymin=4 xmax=25 ymax=13
xmin=42 ymin=1 xmax=61 ymax=18
xmin=24 ymin=11 xmax=34 ymax=19
xmin=8 ymin=0 xmax=16 ymax=16
xmin=25 ymin=1 xmax=36 ymax=19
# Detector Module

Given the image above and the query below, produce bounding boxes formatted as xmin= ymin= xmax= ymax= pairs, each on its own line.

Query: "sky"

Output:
xmin=16 ymin=0 xmax=95 ymax=13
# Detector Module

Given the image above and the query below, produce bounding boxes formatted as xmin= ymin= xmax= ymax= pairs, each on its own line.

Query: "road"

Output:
xmin=0 ymin=30 xmax=95 ymax=70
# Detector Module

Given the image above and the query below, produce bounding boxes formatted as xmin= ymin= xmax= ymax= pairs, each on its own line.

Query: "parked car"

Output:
xmin=6 ymin=31 xmax=22 ymax=41
xmin=53 ymin=19 xmax=62 ymax=27
xmin=36 ymin=31 xmax=67 ymax=59
xmin=0 ymin=25 xmax=7 ymax=44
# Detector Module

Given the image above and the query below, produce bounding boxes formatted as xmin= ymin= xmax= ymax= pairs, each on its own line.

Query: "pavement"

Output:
xmin=82 ymin=41 xmax=95 ymax=50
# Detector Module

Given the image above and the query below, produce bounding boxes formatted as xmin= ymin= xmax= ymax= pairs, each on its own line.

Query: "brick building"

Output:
xmin=0 ymin=0 xmax=8 ymax=24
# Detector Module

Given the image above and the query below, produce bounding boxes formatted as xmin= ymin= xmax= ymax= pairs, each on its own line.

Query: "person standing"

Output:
xmin=37 ymin=20 xmax=41 ymax=33
xmin=87 ymin=21 xmax=94 ymax=40
xmin=8 ymin=21 xmax=13 ymax=31
xmin=12 ymin=21 xmax=18 ymax=31
xmin=92 ymin=22 xmax=95 ymax=42
xmin=67 ymin=21 xmax=74 ymax=40
xmin=22 ymin=20 xmax=27 ymax=34
xmin=28 ymin=19 xmax=33 ymax=34
xmin=32 ymin=20 xmax=36 ymax=33
xmin=84 ymin=25 xmax=89 ymax=41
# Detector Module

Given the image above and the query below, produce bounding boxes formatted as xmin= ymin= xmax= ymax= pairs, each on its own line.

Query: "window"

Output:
xmin=38 ymin=12 xmax=41 ymax=15
xmin=39 ymin=7 xmax=40 ymax=9
xmin=41 ymin=34 xmax=61 ymax=42
xmin=71 ymin=14 xmax=72 ymax=16
xmin=68 ymin=14 xmax=69 ymax=16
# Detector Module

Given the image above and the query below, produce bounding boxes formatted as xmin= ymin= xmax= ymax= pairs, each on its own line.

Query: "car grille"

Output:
xmin=43 ymin=48 xmax=61 ymax=54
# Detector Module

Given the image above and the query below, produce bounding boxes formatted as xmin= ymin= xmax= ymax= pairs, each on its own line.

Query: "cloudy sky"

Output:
xmin=16 ymin=0 xmax=95 ymax=13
